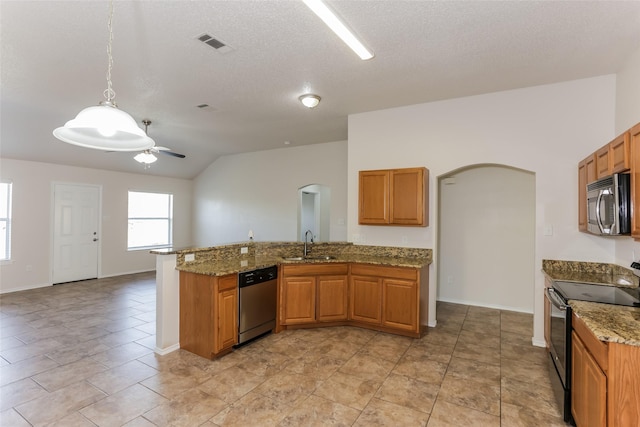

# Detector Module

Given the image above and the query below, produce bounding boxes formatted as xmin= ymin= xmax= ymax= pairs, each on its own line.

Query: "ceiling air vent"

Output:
xmin=196 ymin=33 xmax=234 ymax=54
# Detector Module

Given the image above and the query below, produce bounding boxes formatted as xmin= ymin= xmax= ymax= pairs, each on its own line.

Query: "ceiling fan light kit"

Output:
xmin=52 ymin=0 xmax=154 ymax=152
xmin=299 ymin=94 xmax=321 ymax=108
xmin=134 ymin=151 xmax=158 ymax=164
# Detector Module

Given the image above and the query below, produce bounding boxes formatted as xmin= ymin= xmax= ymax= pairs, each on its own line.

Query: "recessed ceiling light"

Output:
xmin=302 ymin=0 xmax=374 ymax=60
xmin=299 ymin=94 xmax=321 ymax=108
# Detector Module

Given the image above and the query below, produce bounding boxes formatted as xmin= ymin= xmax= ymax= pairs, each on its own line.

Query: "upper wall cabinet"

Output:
xmin=578 ymin=154 xmax=596 ymax=232
xmin=596 ymin=132 xmax=631 ymax=179
xmin=579 ymin=122 xmax=639 ymax=240
xmin=630 ymin=123 xmax=640 ymax=239
xmin=359 ymin=167 xmax=428 ymax=226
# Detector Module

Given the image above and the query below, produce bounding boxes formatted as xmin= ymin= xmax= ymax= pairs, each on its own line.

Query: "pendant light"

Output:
xmin=53 ymin=0 xmax=154 ymax=151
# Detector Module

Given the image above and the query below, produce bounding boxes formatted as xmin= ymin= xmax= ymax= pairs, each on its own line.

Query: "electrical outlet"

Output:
xmin=240 ymin=247 xmax=248 ymax=254
xmin=401 ymin=236 xmax=408 ymax=244
xmin=185 ymin=253 xmax=195 ymax=262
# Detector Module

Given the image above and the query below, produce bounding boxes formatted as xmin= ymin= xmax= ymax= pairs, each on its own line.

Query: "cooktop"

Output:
xmin=553 ymin=281 xmax=640 ymax=307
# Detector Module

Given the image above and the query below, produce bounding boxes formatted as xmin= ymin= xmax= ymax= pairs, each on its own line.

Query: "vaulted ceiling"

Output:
xmin=2 ymin=1 xmax=639 ymax=179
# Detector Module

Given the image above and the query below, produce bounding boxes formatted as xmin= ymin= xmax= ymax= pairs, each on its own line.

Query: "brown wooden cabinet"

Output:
xmin=359 ymin=167 xmax=428 ymax=226
xmin=179 ymin=271 xmax=238 ymax=359
xmin=572 ymin=330 xmax=607 ymax=427
xmin=596 ymin=145 xmax=612 ymax=179
xmin=630 ymin=123 xmax=640 ymax=239
xmin=571 ymin=313 xmax=640 ymax=427
xmin=349 ymin=275 xmax=382 ymax=324
xmin=317 ymin=275 xmax=349 ymax=321
xmin=279 ymin=263 xmax=348 ymax=326
xmin=610 ymin=132 xmax=631 ymax=174
xmin=349 ymin=264 xmax=420 ymax=336
xmin=578 ymin=123 xmax=637 ymax=236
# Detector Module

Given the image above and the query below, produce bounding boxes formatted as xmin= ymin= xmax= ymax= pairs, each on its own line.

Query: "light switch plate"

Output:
xmin=185 ymin=253 xmax=195 ymax=262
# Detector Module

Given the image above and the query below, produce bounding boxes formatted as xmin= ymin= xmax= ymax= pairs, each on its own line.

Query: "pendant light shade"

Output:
xmin=53 ymin=102 xmax=154 ymax=151
xmin=53 ymin=0 xmax=153 ymax=152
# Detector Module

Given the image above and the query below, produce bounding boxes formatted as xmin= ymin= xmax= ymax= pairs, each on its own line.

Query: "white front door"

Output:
xmin=52 ymin=183 xmax=100 ymax=284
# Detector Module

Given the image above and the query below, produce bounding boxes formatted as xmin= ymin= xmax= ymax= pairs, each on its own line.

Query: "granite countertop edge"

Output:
xmin=569 ymin=300 xmax=640 ymax=347
xmin=176 ymin=255 xmax=431 ymax=276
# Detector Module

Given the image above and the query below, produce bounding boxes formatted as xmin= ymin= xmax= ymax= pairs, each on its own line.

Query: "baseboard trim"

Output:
xmin=155 ymin=343 xmax=180 ymax=355
xmin=0 ymin=282 xmax=52 ymax=294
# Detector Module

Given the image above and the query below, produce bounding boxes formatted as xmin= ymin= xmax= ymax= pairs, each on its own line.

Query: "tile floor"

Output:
xmin=0 ymin=272 xmax=568 ymax=426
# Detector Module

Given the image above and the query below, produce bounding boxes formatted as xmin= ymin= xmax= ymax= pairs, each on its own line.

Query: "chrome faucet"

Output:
xmin=304 ymin=230 xmax=314 ymax=257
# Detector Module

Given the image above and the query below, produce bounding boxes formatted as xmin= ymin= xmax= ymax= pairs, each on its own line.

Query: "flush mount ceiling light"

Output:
xmin=52 ymin=0 xmax=154 ymax=152
xmin=302 ymin=0 xmax=374 ymax=60
xmin=299 ymin=94 xmax=321 ymax=108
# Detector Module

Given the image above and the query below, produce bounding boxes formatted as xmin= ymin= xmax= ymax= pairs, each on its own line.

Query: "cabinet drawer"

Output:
xmin=350 ymin=264 xmax=417 ymax=281
xmin=218 ymin=274 xmax=237 ymax=291
xmin=573 ymin=313 xmax=608 ymax=373
xmin=282 ymin=263 xmax=348 ymax=276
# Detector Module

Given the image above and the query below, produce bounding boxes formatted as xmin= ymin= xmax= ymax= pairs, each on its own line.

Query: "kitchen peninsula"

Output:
xmin=152 ymin=241 xmax=432 ymax=358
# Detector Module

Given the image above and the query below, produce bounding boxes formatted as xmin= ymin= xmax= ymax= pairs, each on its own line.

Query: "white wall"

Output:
xmin=0 ymin=159 xmax=193 ymax=293
xmin=614 ymin=45 xmax=640 ymax=268
xmin=348 ymin=75 xmax=617 ymax=343
xmin=438 ymin=165 xmax=535 ymax=312
xmin=192 ymin=141 xmax=347 ymax=246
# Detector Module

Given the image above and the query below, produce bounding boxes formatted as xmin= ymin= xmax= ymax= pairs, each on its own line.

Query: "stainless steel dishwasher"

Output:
xmin=237 ymin=265 xmax=278 ymax=345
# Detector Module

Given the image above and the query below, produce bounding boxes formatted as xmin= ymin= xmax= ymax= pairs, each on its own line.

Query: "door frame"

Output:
xmin=50 ymin=182 xmax=103 ymax=284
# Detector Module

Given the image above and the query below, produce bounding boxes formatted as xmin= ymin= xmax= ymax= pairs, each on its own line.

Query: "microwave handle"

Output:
xmin=596 ymin=189 xmax=605 ymax=233
xmin=545 ymin=287 xmax=568 ymax=311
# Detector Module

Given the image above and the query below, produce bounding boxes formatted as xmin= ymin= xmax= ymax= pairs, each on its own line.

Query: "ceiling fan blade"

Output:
xmin=159 ymin=150 xmax=186 ymax=158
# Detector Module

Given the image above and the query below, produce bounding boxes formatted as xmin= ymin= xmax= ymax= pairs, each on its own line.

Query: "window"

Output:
xmin=128 ymin=191 xmax=173 ymax=250
xmin=0 ymin=182 xmax=12 ymax=261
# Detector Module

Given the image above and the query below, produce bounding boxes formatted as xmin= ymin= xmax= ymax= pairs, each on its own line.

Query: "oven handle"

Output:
xmin=545 ymin=287 xmax=569 ymax=311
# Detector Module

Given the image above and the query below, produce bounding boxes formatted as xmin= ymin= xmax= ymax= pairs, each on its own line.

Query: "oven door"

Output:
xmin=546 ymin=287 xmax=570 ymax=384
xmin=545 ymin=287 xmax=573 ymax=424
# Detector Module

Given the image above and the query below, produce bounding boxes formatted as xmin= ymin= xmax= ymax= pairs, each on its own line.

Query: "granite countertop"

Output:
xmin=542 ymin=259 xmax=640 ymax=347
xmin=570 ymin=300 xmax=640 ymax=347
xmin=176 ymin=253 xmax=430 ymax=276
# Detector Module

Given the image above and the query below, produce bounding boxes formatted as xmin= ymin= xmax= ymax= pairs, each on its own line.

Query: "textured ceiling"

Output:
xmin=2 ymin=1 xmax=639 ymax=179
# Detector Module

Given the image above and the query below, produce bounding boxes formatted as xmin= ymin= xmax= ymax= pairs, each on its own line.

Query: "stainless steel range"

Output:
xmin=545 ymin=280 xmax=640 ymax=425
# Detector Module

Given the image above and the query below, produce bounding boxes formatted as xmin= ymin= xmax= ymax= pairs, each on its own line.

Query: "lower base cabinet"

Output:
xmin=279 ymin=263 xmax=349 ymax=325
xmin=571 ymin=313 xmax=640 ymax=427
xmin=279 ymin=262 xmax=426 ymax=337
xmin=179 ymin=271 xmax=238 ymax=359
xmin=572 ymin=331 xmax=607 ymax=427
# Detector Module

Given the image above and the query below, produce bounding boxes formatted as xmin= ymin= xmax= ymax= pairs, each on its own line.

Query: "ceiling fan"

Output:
xmin=134 ymin=119 xmax=186 ymax=165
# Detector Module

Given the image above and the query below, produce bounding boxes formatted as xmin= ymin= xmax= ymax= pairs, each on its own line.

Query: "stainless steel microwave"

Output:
xmin=586 ymin=173 xmax=631 ymax=235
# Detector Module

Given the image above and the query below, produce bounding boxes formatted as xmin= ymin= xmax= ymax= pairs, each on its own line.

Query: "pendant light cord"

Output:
xmin=103 ymin=0 xmax=116 ymax=104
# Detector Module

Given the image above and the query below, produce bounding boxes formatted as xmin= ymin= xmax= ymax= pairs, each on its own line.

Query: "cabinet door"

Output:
xmin=631 ymin=123 xmax=640 ymax=239
xmin=572 ymin=332 xmax=607 ymax=427
xmin=596 ymin=145 xmax=611 ymax=179
xmin=179 ymin=272 xmax=215 ymax=358
xmin=390 ymin=168 xmax=427 ymax=226
xmin=359 ymin=170 xmax=389 ymax=224
xmin=317 ymin=275 xmax=348 ymax=322
xmin=611 ymin=132 xmax=630 ymax=173
xmin=349 ymin=275 xmax=381 ymax=324
xmin=382 ymin=278 xmax=417 ymax=332
xmin=578 ymin=158 xmax=588 ymax=232
xmin=281 ymin=276 xmax=316 ymax=324
xmin=216 ymin=287 xmax=238 ymax=352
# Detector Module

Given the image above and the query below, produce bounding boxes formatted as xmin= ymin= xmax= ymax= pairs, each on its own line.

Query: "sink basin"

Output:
xmin=281 ymin=256 xmax=336 ymax=261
